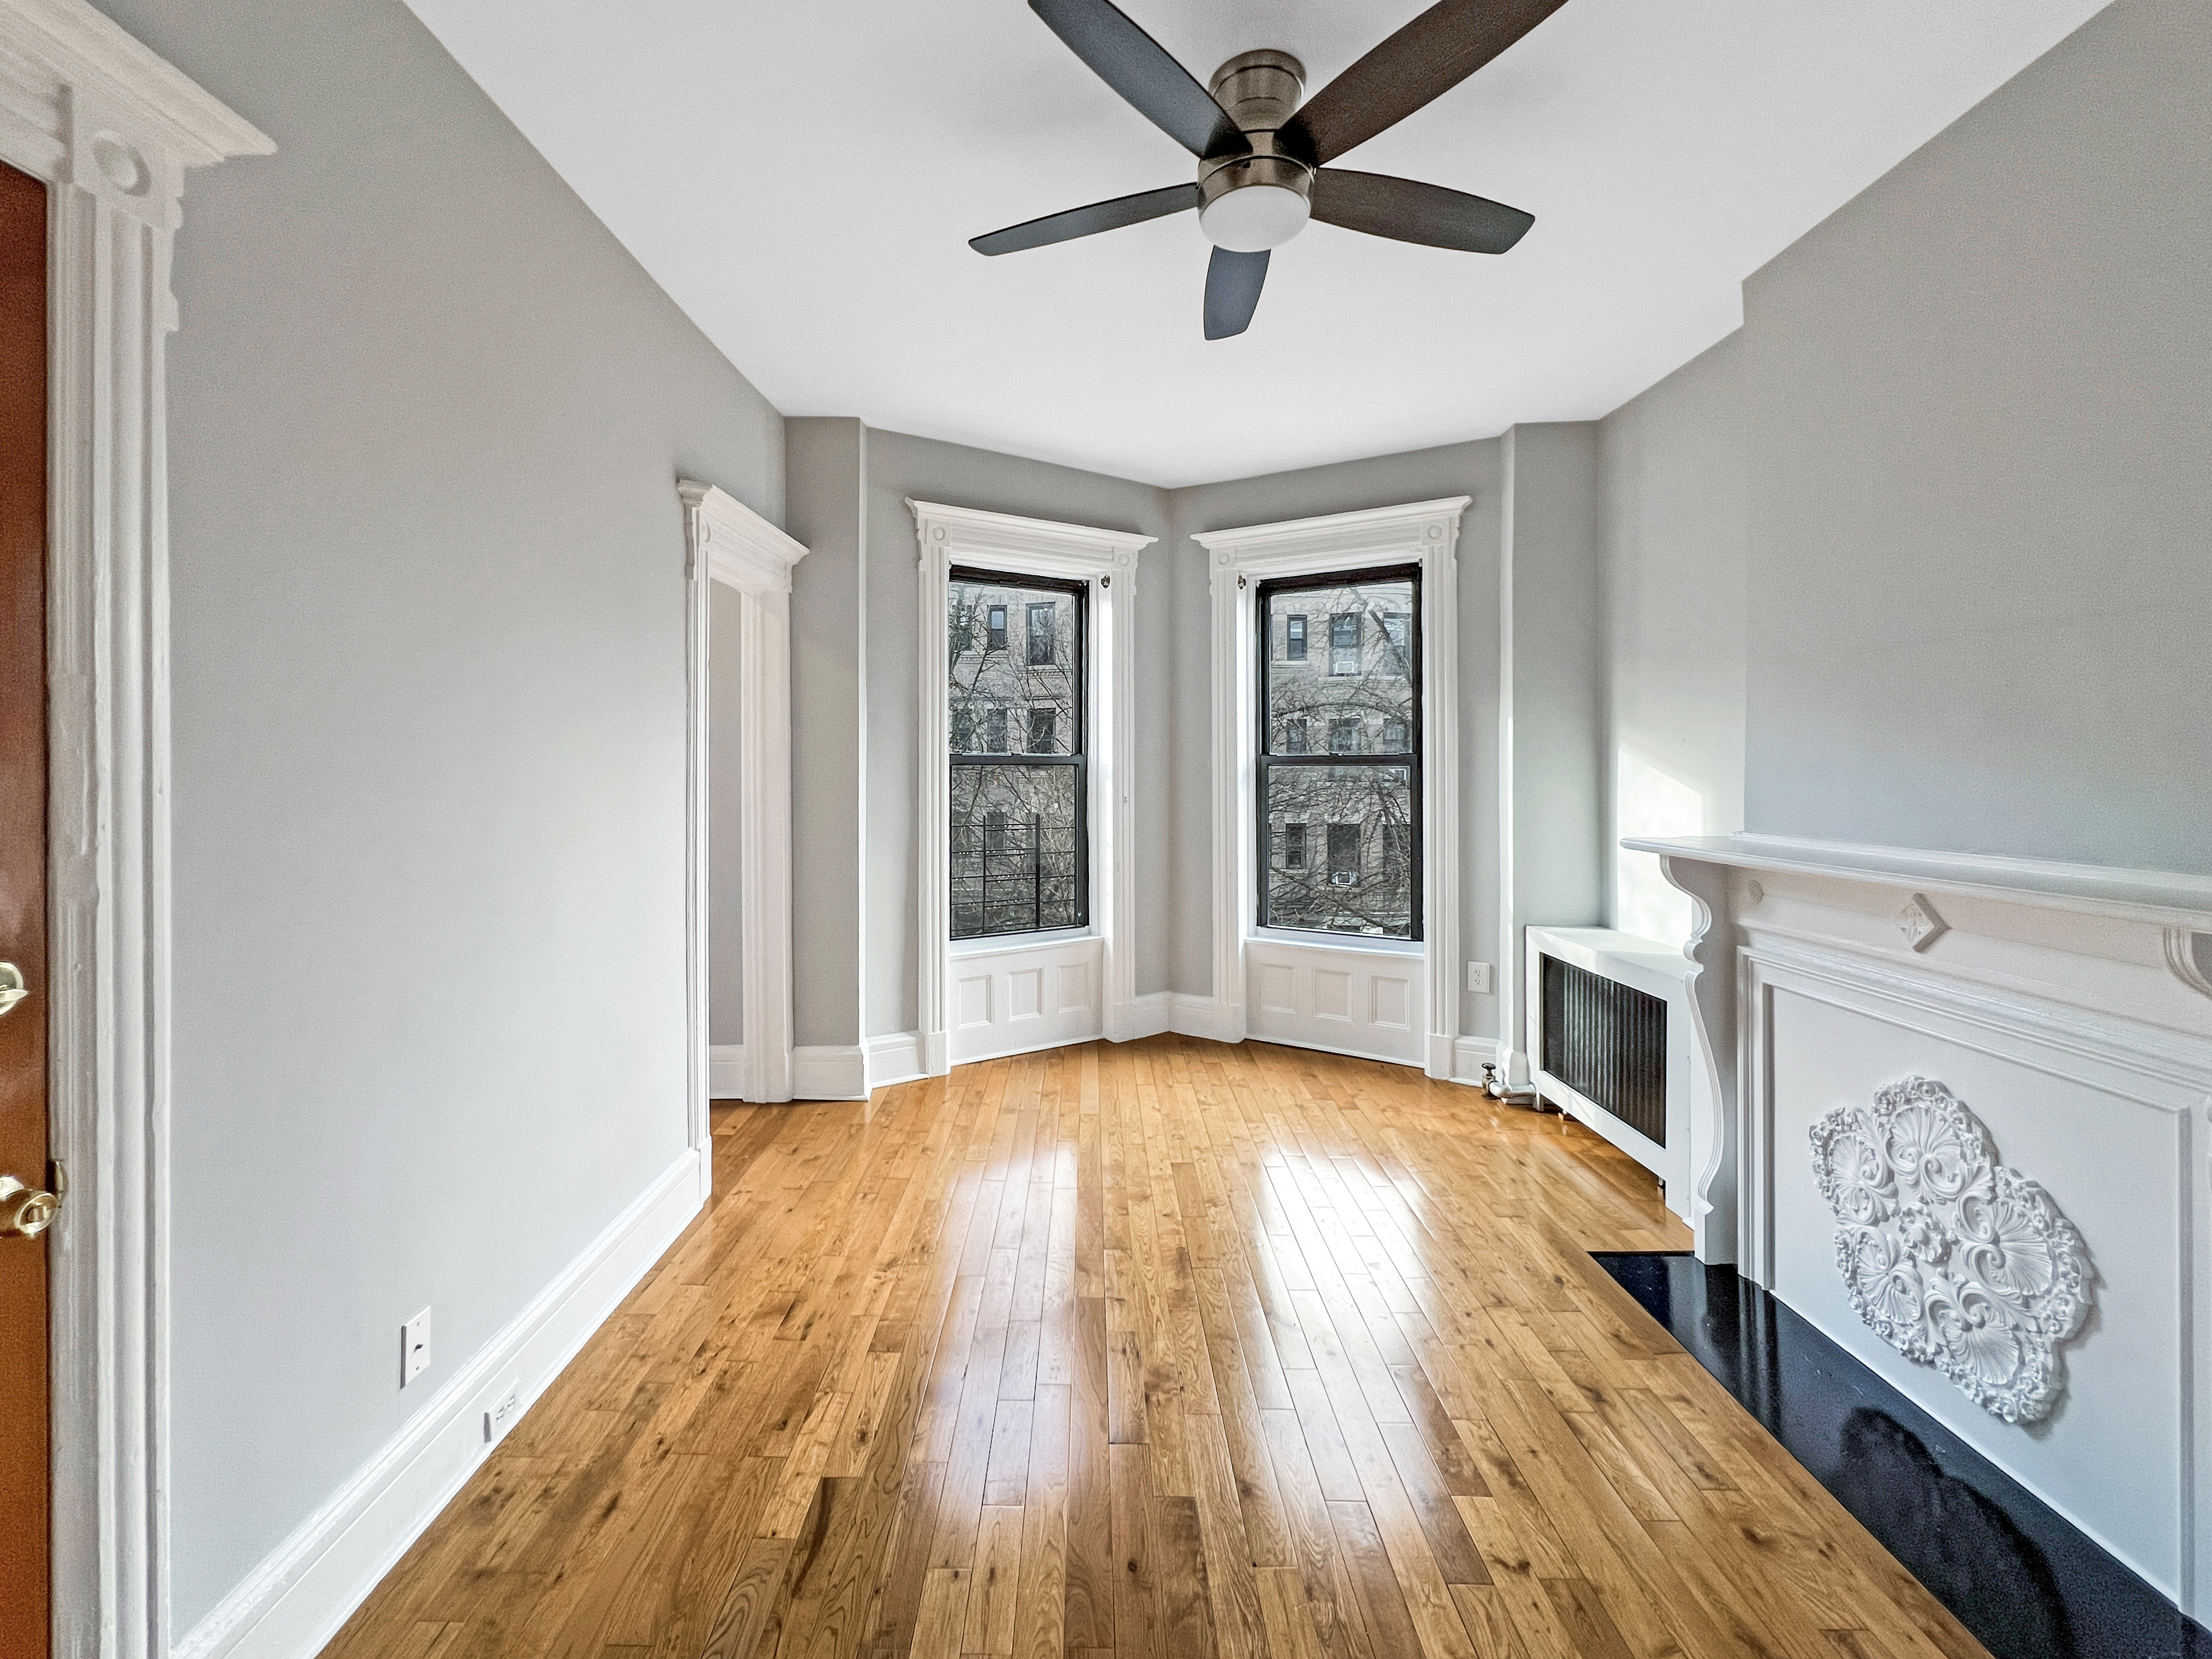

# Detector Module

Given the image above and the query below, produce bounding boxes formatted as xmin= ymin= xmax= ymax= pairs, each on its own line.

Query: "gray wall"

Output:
xmin=709 ymin=584 xmax=744 ymax=1046
xmin=95 ymin=0 xmax=785 ymax=1629
xmin=784 ymin=417 xmax=868 ymax=1048
xmin=1166 ymin=441 xmax=1508 ymax=1036
xmin=1741 ymin=0 xmax=2212 ymax=873
xmin=1502 ymin=423 xmax=1606 ymax=962
xmin=1598 ymin=335 xmax=1747 ymax=945
xmin=858 ymin=428 xmax=1172 ymax=1038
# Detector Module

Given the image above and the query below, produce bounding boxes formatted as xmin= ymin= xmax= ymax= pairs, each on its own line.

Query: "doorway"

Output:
xmin=0 ymin=156 xmax=52 ymax=1659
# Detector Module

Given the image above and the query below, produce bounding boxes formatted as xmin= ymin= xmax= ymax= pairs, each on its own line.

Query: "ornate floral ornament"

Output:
xmin=1895 ymin=893 xmax=1948 ymax=951
xmin=1811 ymin=1077 xmax=2091 ymax=1423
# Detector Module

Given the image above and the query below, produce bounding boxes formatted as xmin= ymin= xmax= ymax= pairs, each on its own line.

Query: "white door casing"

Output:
xmin=1197 ymin=498 xmax=1467 ymax=1077
xmin=0 ymin=2 xmax=273 ymax=1655
xmin=909 ymin=500 xmax=1152 ymax=1076
xmin=681 ymin=481 xmax=807 ymax=1109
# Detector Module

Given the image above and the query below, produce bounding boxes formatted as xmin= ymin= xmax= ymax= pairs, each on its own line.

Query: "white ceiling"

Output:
xmin=404 ymin=0 xmax=2107 ymax=488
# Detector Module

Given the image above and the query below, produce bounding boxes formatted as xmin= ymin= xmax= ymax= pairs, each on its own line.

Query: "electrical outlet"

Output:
xmin=401 ymin=1307 xmax=432 ymax=1389
xmin=484 ymin=1381 xmax=522 ymax=1443
xmin=1466 ymin=960 xmax=1494 ymax=994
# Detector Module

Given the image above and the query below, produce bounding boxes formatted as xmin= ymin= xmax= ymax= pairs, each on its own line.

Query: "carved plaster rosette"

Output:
xmin=1811 ymin=1077 xmax=2091 ymax=1423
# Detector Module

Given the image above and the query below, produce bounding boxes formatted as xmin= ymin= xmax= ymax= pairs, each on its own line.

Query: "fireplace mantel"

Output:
xmin=1623 ymin=830 xmax=2212 ymax=1612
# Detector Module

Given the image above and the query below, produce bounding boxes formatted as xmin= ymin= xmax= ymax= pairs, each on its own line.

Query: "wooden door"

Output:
xmin=0 ymin=158 xmax=50 ymax=1659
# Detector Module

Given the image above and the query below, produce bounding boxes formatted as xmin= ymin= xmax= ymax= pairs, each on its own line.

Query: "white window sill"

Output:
xmin=1250 ymin=926 xmax=1424 ymax=958
xmin=950 ymin=927 xmax=1099 ymax=960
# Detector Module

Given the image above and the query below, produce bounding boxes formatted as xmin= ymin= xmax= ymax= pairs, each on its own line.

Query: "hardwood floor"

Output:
xmin=320 ymin=1036 xmax=1989 ymax=1659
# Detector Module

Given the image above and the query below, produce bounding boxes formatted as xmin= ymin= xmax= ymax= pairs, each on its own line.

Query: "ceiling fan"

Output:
xmin=970 ymin=0 xmax=1570 ymax=338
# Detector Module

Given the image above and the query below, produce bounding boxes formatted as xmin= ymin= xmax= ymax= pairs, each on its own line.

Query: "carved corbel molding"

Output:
xmin=2165 ymin=928 xmax=2212 ymax=1003
xmin=1656 ymin=854 xmax=1739 ymax=1263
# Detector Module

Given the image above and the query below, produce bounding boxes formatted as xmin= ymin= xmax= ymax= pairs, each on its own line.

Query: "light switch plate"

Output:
xmin=1466 ymin=961 xmax=1494 ymax=995
xmin=402 ymin=1307 xmax=432 ymax=1388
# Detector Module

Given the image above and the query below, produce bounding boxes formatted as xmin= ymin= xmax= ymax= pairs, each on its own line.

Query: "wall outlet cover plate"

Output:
xmin=402 ymin=1307 xmax=432 ymax=1388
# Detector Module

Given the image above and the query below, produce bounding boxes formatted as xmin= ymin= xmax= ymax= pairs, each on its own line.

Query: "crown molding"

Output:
xmin=678 ymin=479 xmax=807 ymax=594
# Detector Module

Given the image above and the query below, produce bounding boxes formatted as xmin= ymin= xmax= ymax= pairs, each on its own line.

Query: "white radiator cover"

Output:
xmin=1626 ymin=832 xmax=2212 ymax=1614
xmin=1523 ymin=927 xmax=1698 ymax=1228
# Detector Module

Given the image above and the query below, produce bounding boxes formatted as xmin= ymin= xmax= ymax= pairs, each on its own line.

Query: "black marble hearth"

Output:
xmin=1592 ymin=1252 xmax=2210 ymax=1659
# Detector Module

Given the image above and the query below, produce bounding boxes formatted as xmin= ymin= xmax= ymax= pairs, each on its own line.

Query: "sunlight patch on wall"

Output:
xmin=1615 ymin=748 xmax=1703 ymax=946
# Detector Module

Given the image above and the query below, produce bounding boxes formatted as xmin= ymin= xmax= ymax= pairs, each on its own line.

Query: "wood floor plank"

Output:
xmin=313 ymin=1042 xmax=1989 ymax=1659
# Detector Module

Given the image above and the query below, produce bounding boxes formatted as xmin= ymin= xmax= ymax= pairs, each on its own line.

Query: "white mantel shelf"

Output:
xmin=1625 ymin=832 xmax=2212 ymax=928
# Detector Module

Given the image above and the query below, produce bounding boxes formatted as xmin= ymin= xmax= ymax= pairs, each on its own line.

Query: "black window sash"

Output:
xmin=1254 ymin=563 xmax=1423 ymax=940
xmin=949 ymin=566 xmax=1090 ymax=937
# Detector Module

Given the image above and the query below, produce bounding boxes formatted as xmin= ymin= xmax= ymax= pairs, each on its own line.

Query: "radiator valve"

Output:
xmin=1479 ymin=1062 xmax=1551 ymax=1111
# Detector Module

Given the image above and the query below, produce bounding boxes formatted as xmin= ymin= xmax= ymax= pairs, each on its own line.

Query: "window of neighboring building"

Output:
xmin=1285 ymin=613 xmax=1307 ymax=661
xmin=1329 ymin=612 xmax=1361 ymax=675
xmin=1382 ymin=611 xmax=1410 ymax=666
xmin=1328 ymin=823 xmax=1361 ymax=885
xmin=949 ymin=568 xmax=1087 ymax=939
xmin=1255 ymin=567 xmax=1420 ymax=938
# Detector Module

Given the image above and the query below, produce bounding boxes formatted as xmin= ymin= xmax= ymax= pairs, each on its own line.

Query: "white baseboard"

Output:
xmin=708 ymin=1042 xmax=748 ymax=1099
xmin=792 ymin=1043 xmax=868 ymax=1101
xmin=865 ymin=1030 xmax=924 ymax=1091
xmin=1449 ymin=1035 xmax=1501 ymax=1087
xmin=1167 ymin=993 xmax=1222 ymax=1041
xmin=1122 ymin=992 xmax=1174 ymax=1040
xmin=174 ymin=1147 xmax=704 ymax=1659
xmin=845 ymin=1008 xmax=1492 ymax=1093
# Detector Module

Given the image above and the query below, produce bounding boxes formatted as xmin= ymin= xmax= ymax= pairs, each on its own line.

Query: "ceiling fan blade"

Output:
xmin=1029 ymin=0 xmax=1249 ymax=159
xmin=971 ymin=183 xmax=1201 ymax=255
xmin=1204 ymin=247 xmax=1268 ymax=340
xmin=1290 ymin=0 xmax=1570 ymax=164
xmin=1310 ymin=169 xmax=1533 ymax=253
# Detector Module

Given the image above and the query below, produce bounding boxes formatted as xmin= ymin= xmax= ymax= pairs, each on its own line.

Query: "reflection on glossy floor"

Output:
xmin=320 ymin=1035 xmax=1989 ymax=1659
xmin=1595 ymin=1254 xmax=2211 ymax=1659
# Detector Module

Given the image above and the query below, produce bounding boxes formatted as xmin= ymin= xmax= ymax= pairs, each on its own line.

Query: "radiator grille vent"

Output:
xmin=1540 ymin=955 xmax=1668 ymax=1147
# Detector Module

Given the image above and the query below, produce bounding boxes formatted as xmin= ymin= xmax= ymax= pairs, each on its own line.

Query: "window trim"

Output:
xmin=911 ymin=499 xmax=1154 ymax=1079
xmin=949 ymin=564 xmax=1090 ymax=940
xmin=1197 ymin=496 xmax=1468 ymax=1079
xmin=1255 ymin=562 xmax=1424 ymax=941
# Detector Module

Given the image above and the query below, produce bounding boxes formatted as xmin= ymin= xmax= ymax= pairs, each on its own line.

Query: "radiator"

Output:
xmin=1541 ymin=955 xmax=1669 ymax=1145
xmin=1523 ymin=926 xmax=1696 ymax=1220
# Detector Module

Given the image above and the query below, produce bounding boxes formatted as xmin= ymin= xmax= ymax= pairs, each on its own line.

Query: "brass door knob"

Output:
xmin=0 ymin=1175 xmax=60 ymax=1239
xmin=0 ymin=962 xmax=24 ymax=1018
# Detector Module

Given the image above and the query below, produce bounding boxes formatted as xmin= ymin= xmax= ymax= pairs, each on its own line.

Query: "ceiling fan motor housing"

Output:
xmin=1199 ymin=50 xmax=1313 ymax=253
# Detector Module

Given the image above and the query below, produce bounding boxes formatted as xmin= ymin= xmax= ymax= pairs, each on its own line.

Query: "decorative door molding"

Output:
xmin=681 ymin=481 xmax=807 ymax=1111
xmin=0 ymin=2 xmax=273 ymax=1655
xmin=1195 ymin=496 xmax=1468 ymax=1078
xmin=909 ymin=500 xmax=1152 ymax=1078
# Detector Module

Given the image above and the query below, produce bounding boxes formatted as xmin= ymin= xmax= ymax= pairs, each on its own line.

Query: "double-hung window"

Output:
xmin=949 ymin=569 xmax=1087 ymax=939
xmin=1258 ymin=567 xmax=1420 ymax=939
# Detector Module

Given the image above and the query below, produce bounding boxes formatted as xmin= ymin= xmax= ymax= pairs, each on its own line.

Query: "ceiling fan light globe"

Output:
xmin=1200 ymin=184 xmax=1310 ymax=252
